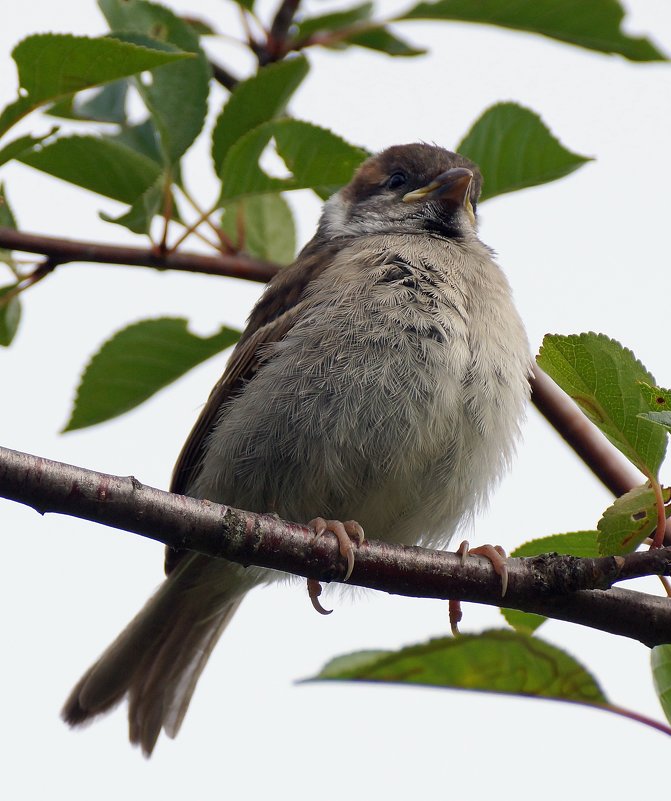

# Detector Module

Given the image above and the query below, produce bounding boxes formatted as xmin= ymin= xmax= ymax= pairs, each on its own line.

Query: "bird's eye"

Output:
xmin=387 ymin=172 xmax=407 ymax=190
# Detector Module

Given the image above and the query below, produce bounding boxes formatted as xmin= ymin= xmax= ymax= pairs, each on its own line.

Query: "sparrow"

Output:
xmin=62 ymin=143 xmax=531 ymax=755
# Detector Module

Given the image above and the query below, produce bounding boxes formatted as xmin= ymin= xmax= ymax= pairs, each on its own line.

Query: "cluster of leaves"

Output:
xmin=1 ymin=0 xmax=660 ymax=363
xmin=0 ymin=0 xmax=670 ymax=736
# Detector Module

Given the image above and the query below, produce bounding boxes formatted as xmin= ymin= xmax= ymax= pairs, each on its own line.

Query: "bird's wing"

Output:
xmin=169 ymin=300 xmax=306 ymax=497
xmin=166 ymin=238 xmax=341 ymax=573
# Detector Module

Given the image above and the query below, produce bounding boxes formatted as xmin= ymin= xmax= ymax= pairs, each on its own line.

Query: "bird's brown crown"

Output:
xmin=343 ymin=143 xmax=483 ymax=210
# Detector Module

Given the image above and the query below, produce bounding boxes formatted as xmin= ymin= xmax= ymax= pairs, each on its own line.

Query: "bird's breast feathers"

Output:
xmin=194 ymin=232 xmax=530 ymax=545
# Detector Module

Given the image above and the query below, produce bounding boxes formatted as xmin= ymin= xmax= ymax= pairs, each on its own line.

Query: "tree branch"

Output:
xmin=209 ymin=59 xmax=239 ymax=91
xmin=530 ymin=369 xmax=671 ymax=546
xmin=1 ymin=444 xmax=669 ymax=647
xmin=263 ymin=0 xmax=301 ymax=61
xmin=0 ymin=227 xmax=277 ymax=283
xmin=530 ymin=369 xmax=641 ymax=496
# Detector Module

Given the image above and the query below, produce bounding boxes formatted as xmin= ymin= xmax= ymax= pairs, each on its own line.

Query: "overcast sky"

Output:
xmin=1 ymin=2 xmax=671 ymax=799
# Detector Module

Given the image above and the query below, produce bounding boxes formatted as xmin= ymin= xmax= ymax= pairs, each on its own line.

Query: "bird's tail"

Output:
xmin=62 ymin=554 xmax=258 ymax=756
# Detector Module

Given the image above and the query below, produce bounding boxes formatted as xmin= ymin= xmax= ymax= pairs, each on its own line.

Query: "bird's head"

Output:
xmin=319 ymin=143 xmax=482 ymax=240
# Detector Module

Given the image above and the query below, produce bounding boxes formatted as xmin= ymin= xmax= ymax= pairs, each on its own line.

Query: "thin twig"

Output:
xmin=158 ymin=172 xmax=174 ymax=254
xmin=177 ymin=187 xmax=236 ymax=251
xmin=0 ymin=257 xmax=57 ymax=306
xmin=168 ymin=207 xmax=222 ymax=253
xmin=209 ymin=60 xmax=239 ymax=91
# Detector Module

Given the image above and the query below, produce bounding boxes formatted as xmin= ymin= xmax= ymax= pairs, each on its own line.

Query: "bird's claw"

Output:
xmin=457 ymin=540 xmax=509 ymax=597
xmin=307 ymin=578 xmax=332 ymax=615
xmin=448 ymin=598 xmax=463 ymax=636
xmin=309 ymin=517 xmax=365 ymax=582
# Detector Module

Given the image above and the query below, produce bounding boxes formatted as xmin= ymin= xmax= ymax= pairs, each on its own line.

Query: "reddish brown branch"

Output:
xmin=0 ymin=227 xmax=277 ymax=283
xmin=530 ymin=368 xmax=641 ymax=496
xmin=264 ymin=0 xmax=301 ymax=61
xmin=1 ymin=444 xmax=670 ymax=647
xmin=530 ymin=369 xmax=671 ymax=546
xmin=209 ymin=60 xmax=239 ymax=91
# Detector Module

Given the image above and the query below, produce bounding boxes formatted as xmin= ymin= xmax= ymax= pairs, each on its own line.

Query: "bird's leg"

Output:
xmin=309 ymin=517 xmax=365 ymax=582
xmin=456 ymin=540 xmax=508 ymax=597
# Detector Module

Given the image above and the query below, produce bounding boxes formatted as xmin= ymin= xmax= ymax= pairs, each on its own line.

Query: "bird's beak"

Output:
xmin=403 ymin=167 xmax=475 ymax=225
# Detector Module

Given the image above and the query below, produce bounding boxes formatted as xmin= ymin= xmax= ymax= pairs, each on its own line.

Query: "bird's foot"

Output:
xmin=456 ymin=540 xmax=508 ymax=597
xmin=309 ymin=517 xmax=365 ymax=582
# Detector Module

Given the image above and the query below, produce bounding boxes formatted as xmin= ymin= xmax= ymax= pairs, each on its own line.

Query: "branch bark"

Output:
xmin=264 ymin=0 xmax=301 ymax=61
xmin=0 ymin=227 xmax=277 ymax=283
xmin=530 ymin=368 xmax=642 ymax=497
xmin=1 ymin=444 xmax=669 ymax=647
xmin=209 ymin=59 xmax=239 ymax=91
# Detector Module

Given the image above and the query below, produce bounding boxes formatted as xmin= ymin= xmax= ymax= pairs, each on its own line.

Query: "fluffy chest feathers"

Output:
xmin=195 ymin=232 xmax=530 ymax=548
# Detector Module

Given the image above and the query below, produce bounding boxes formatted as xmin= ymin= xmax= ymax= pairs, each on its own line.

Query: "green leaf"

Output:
xmin=108 ymin=119 xmax=163 ymax=165
xmin=345 ymin=27 xmax=426 ymax=57
xmin=19 ymin=136 xmax=161 ymax=203
xmin=293 ymin=5 xmax=425 ymax=58
xmin=220 ymin=194 xmax=296 ymax=264
xmin=64 ymin=318 xmax=240 ymax=431
xmin=512 ymin=530 xmax=602 ymax=559
xmin=0 ymin=33 xmax=189 ymax=136
xmin=47 ymin=80 xmax=129 ymax=124
xmin=597 ymin=484 xmax=671 ymax=556
xmin=639 ymin=382 xmax=671 ymax=411
xmin=311 ymin=630 xmax=608 ymax=708
xmin=652 ymin=645 xmax=671 ymax=725
xmin=639 ymin=412 xmax=671 ymax=434
xmin=99 ymin=0 xmax=211 ymax=163
xmin=294 ymin=4 xmax=373 ymax=40
xmin=501 ymin=609 xmax=547 ymax=635
xmin=0 ymin=284 xmax=21 ymax=347
xmin=220 ymin=119 xmax=367 ymax=201
xmin=212 ymin=56 xmax=309 ymax=175
xmin=537 ymin=333 xmax=667 ymax=478
xmin=0 ymin=183 xmax=18 ymax=266
xmin=181 ymin=16 xmax=216 ymax=37
xmin=315 ymin=650 xmax=389 ymax=678
xmin=100 ymin=177 xmax=164 ymax=234
xmin=638 ymin=383 xmax=671 ymax=434
xmin=100 ymin=174 xmax=182 ymax=236
xmin=0 ymin=128 xmax=59 ymax=169
xmin=0 ymin=188 xmax=21 ymax=345
xmin=274 ymin=123 xmax=368 ymax=197
xmin=457 ymin=103 xmax=591 ymax=201
xmin=502 ymin=531 xmax=601 ymax=632
xmin=399 ymin=0 xmax=666 ymax=61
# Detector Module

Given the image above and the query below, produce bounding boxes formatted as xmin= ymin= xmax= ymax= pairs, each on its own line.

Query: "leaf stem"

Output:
xmin=649 ymin=476 xmax=668 ymax=548
xmin=602 ymin=703 xmax=671 ymax=737
xmin=0 ymin=257 xmax=56 ymax=306
xmin=177 ymin=186 xmax=236 ymax=252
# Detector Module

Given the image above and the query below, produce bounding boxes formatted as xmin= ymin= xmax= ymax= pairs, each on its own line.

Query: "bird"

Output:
xmin=62 ymin=143 xmax=532 ymax=756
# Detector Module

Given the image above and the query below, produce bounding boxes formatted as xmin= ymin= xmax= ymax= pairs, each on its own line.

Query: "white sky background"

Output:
xmin=1 ymin=1 xmax=670 ymax=798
